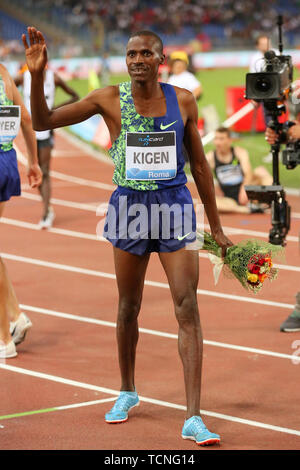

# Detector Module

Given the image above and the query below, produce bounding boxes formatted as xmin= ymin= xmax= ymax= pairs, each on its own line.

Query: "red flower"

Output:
xmin=248 ymin=262 xmax=261 ymax=273
xmin=250 ymin=264 xmax=261 ymax=274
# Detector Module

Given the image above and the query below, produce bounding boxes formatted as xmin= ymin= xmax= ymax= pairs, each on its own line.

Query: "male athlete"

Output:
xmin=206 ymin=127 xmax=272 ymax=213
xmin=23 ymin=26 xmax=232 ymax=446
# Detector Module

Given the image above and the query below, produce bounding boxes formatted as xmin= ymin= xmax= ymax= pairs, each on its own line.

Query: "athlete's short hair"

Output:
xmin=216 ymin=126 xmax=231 ymax=137
xmin=128 ymin=30 xmax=164 ymax=54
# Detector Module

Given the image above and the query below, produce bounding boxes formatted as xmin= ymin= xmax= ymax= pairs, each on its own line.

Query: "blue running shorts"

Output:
xmin=0 ymin=148 xmax=21 ymax=202
xmin=103 ymin=184 xmax=196 ymax=255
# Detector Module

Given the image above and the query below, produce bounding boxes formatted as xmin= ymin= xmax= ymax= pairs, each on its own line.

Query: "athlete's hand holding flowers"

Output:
xmin=211 ymin=228 xmax=233 ymax=258
xmin=197 ymin=231 xmax=283 ymax=293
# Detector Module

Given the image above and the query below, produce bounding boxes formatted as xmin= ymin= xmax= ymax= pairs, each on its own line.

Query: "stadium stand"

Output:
xmin=1 ymin=0 xmax=300 ymax=56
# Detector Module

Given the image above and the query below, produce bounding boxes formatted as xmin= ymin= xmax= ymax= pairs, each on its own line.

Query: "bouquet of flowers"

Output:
xmin=198 ymin=231 xmax=284 ymax=293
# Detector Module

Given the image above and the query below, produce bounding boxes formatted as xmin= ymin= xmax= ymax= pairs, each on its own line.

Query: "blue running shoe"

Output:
xmin=182 ymin=416 xmax=220 ymax=446
xmin=105 ymin=391 xmax=139 ymax=423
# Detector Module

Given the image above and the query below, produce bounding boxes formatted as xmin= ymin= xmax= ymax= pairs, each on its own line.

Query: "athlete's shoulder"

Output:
xmin=0 ymin=64 xmax=13 ymax=88
xmin=86 ymin=84 xmax=118 ymax=103
xmin=171 ymin=85 xmax=194 ymax=103
xmin=0 ymin=63 xmax=9 ymax=78
xmin=92 ymin=84 xmax=119 ymax=98
xmin=234 ymin=146 xmax=249 ymax=159
xmin=173 ymin=86 xmax=198 ymax=121
xmin=86 ymin=85 xmax=120 ymax=115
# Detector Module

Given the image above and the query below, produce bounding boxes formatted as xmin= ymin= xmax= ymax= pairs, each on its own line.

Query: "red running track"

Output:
xmin=0 ymin=129 xmax=300 ymax=450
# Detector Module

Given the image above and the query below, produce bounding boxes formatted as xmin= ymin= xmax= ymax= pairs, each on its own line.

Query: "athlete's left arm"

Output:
xmin=52 ymin=73 xmax=79 ymax=109
xmin=182 ymin=91 xmax=233 ymax=255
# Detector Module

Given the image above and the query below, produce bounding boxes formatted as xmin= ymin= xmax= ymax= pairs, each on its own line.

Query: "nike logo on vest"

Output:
xmin=160 ymin=120 xmax=178 ymax=130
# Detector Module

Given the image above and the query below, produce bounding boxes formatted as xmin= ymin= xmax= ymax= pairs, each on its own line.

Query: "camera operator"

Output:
xmin=265 ymin=123 xmax=300 ymax=332
xmin=266 ymin=121 xmax=300 ymax=144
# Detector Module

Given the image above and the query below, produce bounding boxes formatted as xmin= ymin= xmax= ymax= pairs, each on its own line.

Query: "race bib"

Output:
xmin=216 ymin=164 xmax=243 ymax=186
xmin=0 ymin=106 xmax=20 ymax=143
xmin=126 ymin=131 xmax=177 ymax=180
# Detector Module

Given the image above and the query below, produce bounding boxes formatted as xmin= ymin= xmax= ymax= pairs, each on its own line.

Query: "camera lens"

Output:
xmin=246 ymin=72 xmax=279 ymax=100
xmin=254 ymin=77 xmax=272 ymax=93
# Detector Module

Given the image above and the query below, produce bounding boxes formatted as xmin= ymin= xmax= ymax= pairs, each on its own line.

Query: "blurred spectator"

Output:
xmin=5 ymin=0 xmax=300 ymax=53
xmin=99 ymin=51 xmax=111 ymax=87
xmin=249 ymin=34 xmax=272 ymax=73
xmin=0 ymin=39 xmax=24 ymax=59
xmin=167 ymin=51 xmax=202 ymax=100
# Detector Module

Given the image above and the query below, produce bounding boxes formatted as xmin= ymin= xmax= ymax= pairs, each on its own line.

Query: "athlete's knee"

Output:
xmin=39 ymin=163 xmax=50 ymax=180
xmin=118 ymin=297 xmax=142 ymax=323
xmin=253 ymin=166 xmax=271 ymax=180
xmin=174 ymin=290 xmax=199 ymax=327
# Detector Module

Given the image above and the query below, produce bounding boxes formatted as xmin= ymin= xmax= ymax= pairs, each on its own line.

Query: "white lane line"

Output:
xmin=202 ymin=223 xmax=300 ymax=243
xmin=49 ymin=170 xmax=115 ymax=191
xmin=55 ymin=397 xmax=117 ymax=410
xmin=2 ymin=216 xmax=300 ymax=273
xmin=0 ymin=217 xmax=106 ymax=242
xmin=1 ymin=252 xmax=116 ymax=279
xmin=52 ymin=149 xmax=87 ymax=158
xmin=274 ymin=262 xmax=300 ymax=273
xmin=21 ymin=192 xmax=98 ymax=212
xmin=0 ymin=397 xmax=117 ymax=422
xmin=19 ymin=303 xmax=300 ymax=362
xmin=1 ymin=362 xmax=300 ymax=437
xmin=56 ymin=128 xmax=113 ymax=166
xmin=1 ymin=251 xmax=295 ymax=309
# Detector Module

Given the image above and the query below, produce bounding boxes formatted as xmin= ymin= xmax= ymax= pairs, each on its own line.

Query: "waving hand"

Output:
xmin=22 ymin=27 xmax=48 ymax=74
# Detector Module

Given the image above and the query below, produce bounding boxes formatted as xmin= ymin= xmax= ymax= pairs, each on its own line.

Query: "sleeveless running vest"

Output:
xmin=214 ymin=147 xmax=244 ymax=202
xmin=23 ymin=69 xmax=55 ymax=141
xmin=109 ymin=81 xmax=187 ymax=190
xmin=0 ymin=76 xmax=14 ymax=152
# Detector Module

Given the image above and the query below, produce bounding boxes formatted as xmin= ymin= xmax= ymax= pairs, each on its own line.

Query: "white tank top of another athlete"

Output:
xmin=23 ymin=69 xmax=55 ymax=140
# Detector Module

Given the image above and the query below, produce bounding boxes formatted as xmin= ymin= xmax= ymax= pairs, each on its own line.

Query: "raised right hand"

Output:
xmin=22 ymin=27 xmax=47 ymax=74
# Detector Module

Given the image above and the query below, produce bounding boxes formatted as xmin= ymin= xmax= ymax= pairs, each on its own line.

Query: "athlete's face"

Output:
xmin=126 ymin=35 xmax=165 ymax=82
xmin=214 ymin=132 xmax=232 ymax=152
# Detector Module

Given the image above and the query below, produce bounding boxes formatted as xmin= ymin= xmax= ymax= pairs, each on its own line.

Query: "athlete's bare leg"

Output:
xmin=0 ymin=202 xmax=22 ymax=344
xmin=113 ymin=247 xmax=150 ymax=391
xmin=38 ymin=145 xmax=52 ymax=218
xmin=252 ymin=166 xmax=273 ymax=186
xmin=159 ymin=247 xmax=202 ymax=419
xmin=215 ymin=195 xmax=249 ymax=213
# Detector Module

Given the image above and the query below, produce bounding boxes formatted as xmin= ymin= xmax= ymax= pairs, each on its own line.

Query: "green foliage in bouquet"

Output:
xmin=198 ymin=231 xmax=284 ymax=293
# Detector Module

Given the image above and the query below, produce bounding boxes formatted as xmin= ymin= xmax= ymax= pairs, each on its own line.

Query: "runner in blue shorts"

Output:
xmin=24 ymin=27 xmax=233 ymax=446
xmin=0 ymin=63 xmax=42 ymax=359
